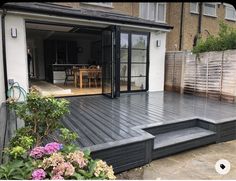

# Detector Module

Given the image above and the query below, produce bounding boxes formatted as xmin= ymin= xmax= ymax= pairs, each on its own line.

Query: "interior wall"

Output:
xmin=47 ymin=32 xmax=101 ymax=65
xmin=77 ymin=40 xmax=90 ymax=64
xmin=77 ymin=39 xmax=101 ymax=65
xmin=26 ymin=30 xmax=47 ymax=80
xmin=28 ymin=37 xmax=45 ymax=80
xmin=0 ymin=14 xmax=5 ymax=104
xmin=35 ymin=38 xmax=45 ymax=79
xmin=149 ymin=31 xmax=166 ymax=92
xmin=5 ymin=15 xmax=28 ymax=96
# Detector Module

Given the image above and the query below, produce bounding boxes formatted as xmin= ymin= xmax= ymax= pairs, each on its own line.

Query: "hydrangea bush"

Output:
xmin=0 ymin=92 xmax=116 ymax=180
xmin=0 ymin=131 xmax=116 ymax=180
xmin=29 ymin=142 xmax=116 ymax=180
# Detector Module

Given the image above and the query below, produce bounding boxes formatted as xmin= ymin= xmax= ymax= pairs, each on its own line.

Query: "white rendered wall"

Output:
xmin=148 ymin=31 xmax=166 ymax=92
xmin=5 ymin=15 xmax=28 ymax=93
xmin=0 ymin=14 xmax=6 ymax=104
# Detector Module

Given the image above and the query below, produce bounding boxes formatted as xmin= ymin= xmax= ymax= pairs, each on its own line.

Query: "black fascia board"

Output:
xmin=2 ymin=3 xmax=173 ymax=30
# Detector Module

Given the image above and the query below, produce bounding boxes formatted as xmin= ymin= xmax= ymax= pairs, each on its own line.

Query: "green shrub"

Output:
xmin=9 ymin=91 xmax=70 ymax=145
xmin=192 ymin=21 xmax=236 ymax=54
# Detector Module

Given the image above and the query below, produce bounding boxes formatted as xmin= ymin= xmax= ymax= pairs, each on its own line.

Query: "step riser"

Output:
xmin=152 ymin=135 xmax=217 ymax=159
xmin=144 ymin=119 xmax=197 ymax=135
xmin=142 ymin=119 xmax=236 ymax=161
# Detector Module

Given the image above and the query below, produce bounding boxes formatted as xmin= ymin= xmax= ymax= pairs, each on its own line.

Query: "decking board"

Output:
xmin=61 ymin=92 xmax=236 ymax=148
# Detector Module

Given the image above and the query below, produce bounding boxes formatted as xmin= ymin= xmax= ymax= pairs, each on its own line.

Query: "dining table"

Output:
xmin=73 ymin=67 xmax=102 ymax=88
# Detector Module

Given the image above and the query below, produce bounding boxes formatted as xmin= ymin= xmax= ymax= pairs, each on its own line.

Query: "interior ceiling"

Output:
xmin=26 ymin=22 xmax=102 ymax=40
xmin=26 ymin=29 xmax=101 ymax=41
xmin=26 ymin=23 xmax=74 ymax=32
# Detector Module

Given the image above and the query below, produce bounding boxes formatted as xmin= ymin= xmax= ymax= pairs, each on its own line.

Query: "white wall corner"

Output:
xmin=0 ymin=14 xmax=5 ymax=104
xmin=5 ymin=15 xmax=28 ymax=96
xmin=148 ymin=31 xmax=167 ymax=92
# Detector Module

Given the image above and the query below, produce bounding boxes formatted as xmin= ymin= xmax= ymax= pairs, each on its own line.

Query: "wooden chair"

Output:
xmin=74 ymin=67 xmax=89 ymax=88
xmin=64 ymin=68 xmax=74 ymax=86
xmin=88 ymin=66 xmax=98 ymax=88
xmin=96 ymin=69 xmax=102 ymax=87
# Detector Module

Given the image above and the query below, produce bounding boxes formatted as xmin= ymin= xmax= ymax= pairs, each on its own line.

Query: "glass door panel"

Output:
xmin=131 ymin=64 xmax=146 ymax=77
xmin=131 ymin=77 xmax=146 ymax=91
xmin=131 ymin=49 xmax=147 ymax=63
xmin=130 ymin=34 xmax=148 ymax=91
xmin=120 ymin=32 xmax=148 ymax=92
xmin=120 ymin=33 xmax=129 ymax=91
xmin=131 ymin=34 xmax=147 ymax=49
xmin=102 ymin=26 xmax=120 ymax=98
xmin=102 ymin=29 xmax=113 ymax=97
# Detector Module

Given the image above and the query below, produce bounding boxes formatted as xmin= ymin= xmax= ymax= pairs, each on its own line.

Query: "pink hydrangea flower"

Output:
xmin=51 ymin=175 xmax=64 ymax=180
xmin=64 ymin=162 xmax=75 ymax=176
xmin=32 ymin=169 xmax=46 ymax=180
xmin=44 ymin=142 xmax=63 ymax=155
xmin=30 ymin=147 xmax=45 ymax=159
xmin=67 ymin=151 xmax=88 ymax=168
xmin=52 ymin=162 xmax=75 ymax=177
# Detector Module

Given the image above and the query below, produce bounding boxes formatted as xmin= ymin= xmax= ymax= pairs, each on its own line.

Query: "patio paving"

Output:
xmin=116 ymin=140 xmax=236 ymax=180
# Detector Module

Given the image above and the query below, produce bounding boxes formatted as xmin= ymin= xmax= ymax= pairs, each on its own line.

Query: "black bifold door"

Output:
xmin=101 ymin=26 xmax=120 ymax=98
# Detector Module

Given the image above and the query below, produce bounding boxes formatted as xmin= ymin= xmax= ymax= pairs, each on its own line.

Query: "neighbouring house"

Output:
xmin=164 ymin=2 xmax=236 ymax=51
xmin=0 ymin=2 xmax=172 ymax=103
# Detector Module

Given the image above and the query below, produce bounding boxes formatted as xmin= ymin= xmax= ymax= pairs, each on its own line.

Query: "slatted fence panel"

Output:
xmin=221 ymin=50 xmax=236 ymax=103
xmin=183 ymin=53 xmax=196 ymax=94
xmin=164 ymin=51 xmax=185 ymax=92
xmin=165 ymin=50 xmax=236 ymax=103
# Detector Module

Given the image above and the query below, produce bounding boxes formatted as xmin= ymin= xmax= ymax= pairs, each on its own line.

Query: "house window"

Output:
xmin=190 ymin=3 xmax=199 ymax=14
xmin=157 ymin=3 xmax=165 ymax=22
xmin=225 ymin=4 xmax=236 ymax=21
xmin=203 ymin=3 xmax=217 ymax=17
xmin=140 ymin=3 xmax=166 ymax=23
xmin=82 ymin=2 xmax=113 ymax=8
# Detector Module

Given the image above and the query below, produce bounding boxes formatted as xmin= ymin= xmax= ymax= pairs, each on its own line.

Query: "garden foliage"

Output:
xmin=192 ymin=22 xmax=236 ymax=54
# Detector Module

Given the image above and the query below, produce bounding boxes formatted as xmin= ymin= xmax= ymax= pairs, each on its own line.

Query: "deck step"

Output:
xmin=152 ymin=127 xmax=217 ymax=159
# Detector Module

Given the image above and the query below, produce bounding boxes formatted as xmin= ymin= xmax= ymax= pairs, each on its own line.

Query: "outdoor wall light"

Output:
xmin=156 ymin=40 xmax=161 ymax=47
xmin=11 ymin=28 xmax=17 ymax=38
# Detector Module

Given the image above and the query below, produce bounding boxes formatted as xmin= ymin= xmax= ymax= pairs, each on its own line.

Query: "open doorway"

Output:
xmin=26 ymin=22 xmax=103 ymax=97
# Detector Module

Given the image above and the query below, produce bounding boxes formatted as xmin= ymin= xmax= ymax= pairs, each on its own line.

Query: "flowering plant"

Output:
xmin=0 ymin=129 xmax=116 ymax=180
xmin=29 ymin=142 xmax=115 ymax=180
xmin=1 ymin=92 xmax=116 ymax=180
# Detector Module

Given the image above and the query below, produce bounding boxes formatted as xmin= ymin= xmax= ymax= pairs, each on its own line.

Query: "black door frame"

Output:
xmin=101 ymin=25 xmax=121 ymax=98
xmin=120 ymin=30 xmax=150 ymax=93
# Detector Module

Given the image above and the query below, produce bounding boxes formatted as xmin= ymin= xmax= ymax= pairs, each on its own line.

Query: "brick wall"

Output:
xmin=53 ymin=2 xmax=139 ymax=17
xmin=182 ymin=3 xmax=199 ymax=51
xmin=166 ymin=3 xmax=236 ymax=51
xmin=166 ymin=3 xmax=183 ymax=51
xmin=53 ymin=2 xmax=236 ymax=52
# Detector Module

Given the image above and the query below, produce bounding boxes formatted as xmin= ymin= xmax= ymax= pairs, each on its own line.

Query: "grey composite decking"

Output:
xmin=60 ymin=91 xmax=236 ymax=172
xmin=61 ymin=91 xmax=236 ymax=150
xmin=1 ymin=91 xmax=236 ymax=172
